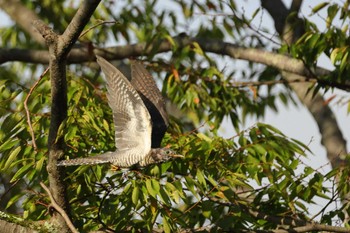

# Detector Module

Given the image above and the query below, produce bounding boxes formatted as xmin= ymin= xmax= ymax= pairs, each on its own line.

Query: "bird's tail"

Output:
xmin=57 ymin=157 xmax=110 ymax=166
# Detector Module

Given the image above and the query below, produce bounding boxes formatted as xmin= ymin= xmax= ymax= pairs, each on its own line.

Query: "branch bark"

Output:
xmin=0 ymin=211 xmax=54 ymax=233
xmin=32 ymin=0 xmax=101 ymax=231
xmin=40 ymin=182 xmax=78 ymax=233
xmin=0 ymin=219 xmax=37 ymax=233
xmin=261 ymin=0 xmax=348 ymax=169
xmin=1 ymin=36 xmax=349 ymax=91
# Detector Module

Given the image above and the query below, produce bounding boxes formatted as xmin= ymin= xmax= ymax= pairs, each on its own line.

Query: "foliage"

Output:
xmin=0 ymin=0 xmax=349 ymax=232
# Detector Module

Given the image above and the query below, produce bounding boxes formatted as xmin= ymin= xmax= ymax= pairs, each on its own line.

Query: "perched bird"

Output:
xmin=58 ymin=56 xmax=182 ymax=168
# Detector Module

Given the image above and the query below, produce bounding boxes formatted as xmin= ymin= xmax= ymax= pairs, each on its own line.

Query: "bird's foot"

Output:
xmin=110 ymin=165 xmax=120 ymax=171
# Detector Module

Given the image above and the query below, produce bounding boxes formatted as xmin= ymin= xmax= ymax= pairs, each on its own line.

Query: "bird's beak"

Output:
xmin=172 ymin=154 xmax=184 ymax=158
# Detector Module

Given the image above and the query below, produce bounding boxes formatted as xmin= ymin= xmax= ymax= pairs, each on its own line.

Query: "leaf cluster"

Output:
xmin=0 ymin=0 xmax=349 ymax=232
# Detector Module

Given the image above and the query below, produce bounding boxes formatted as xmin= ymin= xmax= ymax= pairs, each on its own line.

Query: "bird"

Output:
xmin=57 ymin=56 xmax=182 ymax=168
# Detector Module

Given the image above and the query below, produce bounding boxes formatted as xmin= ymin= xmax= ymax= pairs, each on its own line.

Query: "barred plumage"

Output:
xmin=57 ymin=56 xmax=182 ymax=168
xmin=130 ymin=61 xmax=169 ymax=148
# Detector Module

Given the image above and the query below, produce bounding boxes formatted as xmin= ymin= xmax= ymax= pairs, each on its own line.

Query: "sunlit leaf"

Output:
xmin=2 ymin=147 xmax=21 ymax=171
xmin=10 ymin=163 xmax=34 ymax=182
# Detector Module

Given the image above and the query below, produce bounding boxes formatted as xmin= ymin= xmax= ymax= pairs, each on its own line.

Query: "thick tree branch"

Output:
xmin=32 ymin=0 xmax=101 ymax=231
xmin=0 ymin=0 xmax=45 ymax=45
xmin=0 ymin=48 xmax=50 ymax=64
xmin=286 ymin=72 xmax=348 ymax=166
xmin=0 ymin=211 xmax=53 ymax=233
xmin=1 ymin=35 xmax=349 ymax=91
xmin=261 ymin=0 xmax=289 ymax=36
xmin=0 ymin=219 xmax=38 ymax=233
xmin=261 ymin=0 xmax=348 ymax=169
xmin=58 ymin=0 xmax=100 ymax=58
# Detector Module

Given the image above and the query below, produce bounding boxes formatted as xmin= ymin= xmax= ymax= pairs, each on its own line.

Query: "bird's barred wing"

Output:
xmin=96 ymin=56 xmax=152 ymax=162
xmin=130 ymin=61 xmax=169 ymax=148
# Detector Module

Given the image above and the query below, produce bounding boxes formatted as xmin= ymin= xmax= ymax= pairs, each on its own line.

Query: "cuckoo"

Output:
xmin=58 ymin=56 xmax=182 ymax=168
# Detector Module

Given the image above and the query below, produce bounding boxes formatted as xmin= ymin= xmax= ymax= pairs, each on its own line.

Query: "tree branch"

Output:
xmin=231 ymin=78 xmax=316 ymax=87
xmin=293 ymin=224 xmax=350 ymax=233
xmin=24 ymin=67 xmax=49 ymax=151
xmin=1 ymin=35 xmax=349 ymax=91
xmin=40 ymin=182 xmax=78 ymax=233
xmin=33 ymin=19 xmax=69 ymax=231
xmin=32 ymin=0 xmax=101 ymax=231
xmin=0 ymin=48 xmax=50 ymax=64
xmin=58 ymin=0 xmax=101 ymax=58
xmin=0 ymin=211 xmax=52 ymax=233
xmin=260 ymin=0 xmax=289 ymax=35
xmin=261 ymin=0 xmax=348 ymax=170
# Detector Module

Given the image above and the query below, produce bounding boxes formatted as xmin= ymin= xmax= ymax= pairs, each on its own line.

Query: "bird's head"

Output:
xmin=150 ymin=148 xmax=183 ymax=163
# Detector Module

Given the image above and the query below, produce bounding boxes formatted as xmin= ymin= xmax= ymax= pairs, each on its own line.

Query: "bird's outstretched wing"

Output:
xmin=96 ymin=56 xmax=152 ymax=163
xmin=130 ymin=61 xmax=169 ymax=148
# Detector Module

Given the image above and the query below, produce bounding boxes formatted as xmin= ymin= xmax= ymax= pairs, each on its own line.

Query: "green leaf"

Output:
xmin=159 ymin=186 xmax=171 ymax=205
xmin=304 ymin=167 xmax=315 ymax=176
xmin=0 ymin=138 xmax=20 ymax=152
xmin=10 ymin=163 xmax=34 ymax=182
xmin=330 ymin=48 xmax=340 ymax=64
xmin=165 ymin=183 xmax=180 ymax=204
xmin=165 ymin=35 xmax=175 ymax=47
xmin=56 ymin=121 xmax=66 ymax=141
xmin=312 ymin=2 xmax=329 ymax=13
xmin=191 ymin=42 xmax=204 ymax=56
xmin=146 ymin=179 xmax=160 ymax=198
xmin=258 ymin=123 xmax=284 ymax=135
xmin=163 ymin=216 xmax=171 ymax=233
xmin=250 ymin=8 xmax=260 ymax=20
xmin=2 ymin=147 xmax=21 ymax=171
xmin=252 ymin=144 xmax=266 ymax=155
xmin=185 ymin=176 xmax=199 ymax=199
xmin=65 ymin=125 xmax=77 ymax=141
xmin=197 ymin=133 xmax=212 ymax=143
xmin=6 ymin=193 xmax=23 ymax=209
xmin=132 ymin=185 xmax=140 ymax=206
xmin=207 ymin=174 xmax=218 ymax=187
xmin=202 ymin=200 xmax=212 ymax=218
xmin=196 ymin=169 xmax=207 ymax=188
xmin=327 ymin=4 xmax=339 ymax=27
xmin=102 ymin=119 xmax=110 ymax=132
xmin=35 ymin=156 xmax=45 ymax=172
xmin=77 ymin=184 xmax=81 ymax=195
xmin=340 ymin=51 xmax=349 ymax=72
xmin=1 ymin=113 xmax=22 ymax=133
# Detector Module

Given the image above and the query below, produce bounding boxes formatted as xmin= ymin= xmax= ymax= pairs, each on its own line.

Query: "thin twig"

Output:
xmin=0 ymin=179 xmax=19 ymax=202
xmin=40 ymin=182 xmax=79 ymax=233
xmin=79 ymin=20 xmax=117 ymax=39
xmin=24 ymin=67 xmax=49 ymax=151
xmin=97 ymin=189 xmax=114 ymax=233
xmin=310 ymin=187 xmax=339 ymax=221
